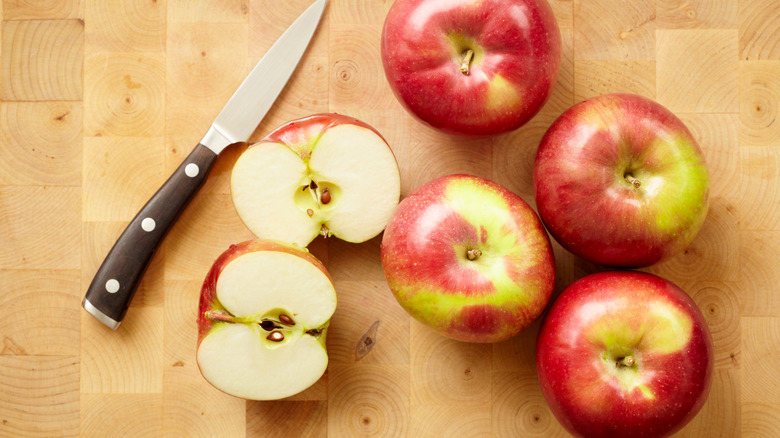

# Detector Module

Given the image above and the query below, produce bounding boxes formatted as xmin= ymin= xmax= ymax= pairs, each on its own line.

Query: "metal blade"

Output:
xmin=200 ymin=0 xmax=327 ymax=153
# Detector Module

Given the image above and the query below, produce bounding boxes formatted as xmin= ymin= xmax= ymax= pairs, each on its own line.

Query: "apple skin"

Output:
xmin=257 ymin=113 xmax=386 ymax=157
xmin=536 ymin=271 xmax=714 ymax=438
xmin=381 ymin=0 xmax=562 ymax=137
xmin=380 ymin=174 xmax=555 ymax=343
xmin=533 ymin=93 xmax=710 ymax=268
xmin=197 ymin=239 xmax=333 ymax=345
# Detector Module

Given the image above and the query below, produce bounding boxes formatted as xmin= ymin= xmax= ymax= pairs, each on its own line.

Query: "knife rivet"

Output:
xmin=106 ymin=279 xmax=120 ymax=294
xmin=185 ymin=163 xmax=200 ymax=178
xmin=141 ymin=217 xmax=156 ymax=232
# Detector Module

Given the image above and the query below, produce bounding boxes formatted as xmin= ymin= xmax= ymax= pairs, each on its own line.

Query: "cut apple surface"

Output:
xmin=231 ymin=114 xmax=401 ymax=247
xmin=196 ymin=240 xmax=336 ymax=400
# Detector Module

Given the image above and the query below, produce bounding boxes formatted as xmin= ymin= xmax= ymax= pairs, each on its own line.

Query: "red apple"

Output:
xmin=231 ymin=113 xmax=401 ymax=247
xmin=380 ymin=174 xmax=555 ymax=343
xmin=196 ymin=240 xmax=336 ymax=400
xmin=533 ymin=93 xmax=710 ymax=267
xmin=536 ymin=271 xmax=714 ymax=438
xmin=381 ymin=0 xmax=562 ymax=136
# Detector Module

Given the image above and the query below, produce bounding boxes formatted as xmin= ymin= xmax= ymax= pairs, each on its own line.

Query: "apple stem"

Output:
xmin=460 ymin=49 xmax=474 ymax=75
xmin=466 ymin=249 xmax=482 ymax=260
xmin=618 ymin=355 xmax=636 ymax=368
xmin=204 ymin=310 xmax=235 ymax=322
xmin=625 ymin=174 xmax=642 ymax=188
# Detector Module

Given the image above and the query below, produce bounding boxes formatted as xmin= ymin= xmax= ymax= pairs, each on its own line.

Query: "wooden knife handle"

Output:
xmin=82 ymin=143 xmax=218 ymax=329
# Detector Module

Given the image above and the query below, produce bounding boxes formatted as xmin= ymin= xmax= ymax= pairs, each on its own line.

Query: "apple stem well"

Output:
xmin=460 ymin=49 xmax=474 ymax=75
xmin=466 ymin=249 xmax=482 ymax=260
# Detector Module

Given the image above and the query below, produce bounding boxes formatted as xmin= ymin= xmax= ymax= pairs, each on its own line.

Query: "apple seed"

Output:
xmin=306 ymin=329 xmax=321 ymax=336
xmin=307 ymin=208 xmax=314 ymax=217
xmin=320 ymin=188 xmax=331 ymax=205
xmin=260 ymin=320 xmax=277 ymax=331
xmin=266 ymin=331 xmax=285 ymax=342
xmin=279 ymin=314 xmax=295 ymax=326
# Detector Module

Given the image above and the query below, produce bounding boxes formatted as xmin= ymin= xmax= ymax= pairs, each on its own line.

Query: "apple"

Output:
xmin=381 ymin=0 xmax=562 ymax=136
xmin=196 ymin=239 xmax=337 ymax=400
xmin=231 ymin=113 xmax=401 ymax=247
xmin=380 ymin=174 xmax=555 ymax=343
xmin=533 ymin=93 xmax=710 ymax=268
xmin=536 ymin=271 xmax=714 ymax=438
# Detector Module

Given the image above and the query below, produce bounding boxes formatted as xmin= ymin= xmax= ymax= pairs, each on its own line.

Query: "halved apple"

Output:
xmin=231 ymin=113 xmax=402 ymax=247
xmin=196 ymin=240 xmax=336 ymax=400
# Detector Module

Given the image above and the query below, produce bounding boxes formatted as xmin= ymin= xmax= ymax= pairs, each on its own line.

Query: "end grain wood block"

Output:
xmin=740 ymin=147 xmax=780 ymax=230
xmin=0 ymin=355 xmax=80 ymax=437
xmin=80 ymin=394 xmax=162 ymax=437
xmin=1 ymin=19 xmax=83 ymax=101
xmin=84 ymin=0 xmax=165 ymax=53
xmin=739 ymin=0 xmax=780 ymax=60
xmin=0 ymin=269 xmax=81 ymax=356
xmin=0 ymin=101 xmax=82 ymax=186
xmin=574 ymin=0 xmax=655 ymax=61
xmin=80 ymin=305 xmax=164 ymax=394
xmin=740 ymin=61 xmax=780 ymax=147
xmin=84 ymin=53 xmax=165 ymax=137
xmin=0 ymin=186 xmax=80 ymax=270
xmin=656 ymin=0 xmax=738 ymax=29
xmin=657 ymin=29 xmax=739 ymax=113
xmin=166 ymin=23 xmax=249 ymax=109
xmin=492 ymin=372 xmax=568 ymax=437
xmin=2 ymin=0 xmax=83 ymax=20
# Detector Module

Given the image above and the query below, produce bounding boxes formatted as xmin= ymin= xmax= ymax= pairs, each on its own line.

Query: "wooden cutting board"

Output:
xmin=1 ymin=0 xmax=778 ymax=436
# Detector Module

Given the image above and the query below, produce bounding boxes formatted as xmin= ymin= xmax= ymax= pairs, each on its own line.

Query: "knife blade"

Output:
xmin=82 ymin=0 xmax=328 ymax=330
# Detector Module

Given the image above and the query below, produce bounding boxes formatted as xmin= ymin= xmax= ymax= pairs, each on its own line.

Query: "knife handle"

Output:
xmin=83 ymin=143 xmax=218 ymax=329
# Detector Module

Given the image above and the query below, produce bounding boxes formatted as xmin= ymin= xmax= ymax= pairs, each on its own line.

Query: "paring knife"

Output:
xmin=82 ymin=0 xmax=328 ymax=330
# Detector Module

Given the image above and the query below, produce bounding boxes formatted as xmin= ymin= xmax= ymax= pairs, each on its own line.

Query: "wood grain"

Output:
xmin=1 ymin=0 xmax=778 ymax=436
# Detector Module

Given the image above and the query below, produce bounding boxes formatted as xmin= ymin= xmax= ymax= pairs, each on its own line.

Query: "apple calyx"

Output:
xmin=466 ymin=248 xmax=482 ymax=260
xmin=460 ymin=49 xmax=474 ymax=75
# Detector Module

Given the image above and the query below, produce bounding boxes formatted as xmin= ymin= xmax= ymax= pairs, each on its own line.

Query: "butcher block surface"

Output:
xmin=1 ymin=0 xmax=778 ymax=436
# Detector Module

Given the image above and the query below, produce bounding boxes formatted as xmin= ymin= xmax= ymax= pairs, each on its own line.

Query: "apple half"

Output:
xmin=231 ymin=114 xmax=402 ymax=247
xmin=196 ymin=240 xmax=336 ymax=400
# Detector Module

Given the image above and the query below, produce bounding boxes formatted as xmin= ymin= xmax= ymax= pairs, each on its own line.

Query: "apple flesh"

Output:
xmin=536 ymin=271 xmax=714 ymax=438
xmin=381 ymin=174 xmax=555 ymax=343
xmin=196 ymin=240 xmax=336 ymax=400
xmin=231 ymin=113 xmax=401 ymax=247
xmin=533 ymin=93 xmax=710 ymax=267
xmin=381 ymin=0 xmax=562 ymax=136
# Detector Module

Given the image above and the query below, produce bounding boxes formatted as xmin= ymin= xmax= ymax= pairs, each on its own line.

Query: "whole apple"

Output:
xmin=381 ymin=174 xmax=555 ymax=343
xmin=533 ymin=93 xmax=710 ymax=267
xmin=231 ymin=113 xmax=401 ymax=247
xmin=196 ymin=239 xmax=337 ymax=400
xmin=536 ymin=271 xmax=713 ymax=438
xmin=381 ymin=0 xmax=562 ymax=136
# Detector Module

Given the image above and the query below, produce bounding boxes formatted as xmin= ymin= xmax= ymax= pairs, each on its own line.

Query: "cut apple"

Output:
xmin=196 ymin=240 xmax=336 ymax=400
xmin=231 ymin=113 xmax=402 ymax=247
